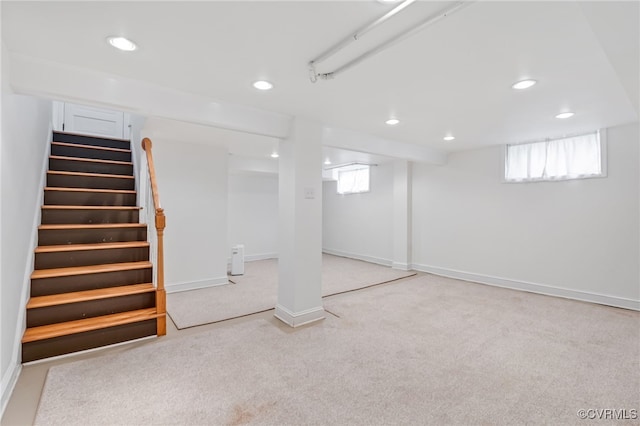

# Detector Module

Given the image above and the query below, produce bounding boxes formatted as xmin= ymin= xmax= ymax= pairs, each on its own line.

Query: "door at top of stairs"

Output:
xmin=61 ymin=102 xmax=129 ymax=140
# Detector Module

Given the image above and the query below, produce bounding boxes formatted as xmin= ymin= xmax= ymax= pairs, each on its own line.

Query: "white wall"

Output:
xmin=0 ymin=80 xmax=52 ymax=411
xmin=128 ymin=114 xmax=147 ymax=191
xmin=228 ymin=173 xmax=278 ymax=261
xmin=412 ymin=122 xmax=640 ymax=309
xmin=322 ymin=162 xmax=394 ymax=265
xmin=151 ymin=139 xmax=229 ymax=293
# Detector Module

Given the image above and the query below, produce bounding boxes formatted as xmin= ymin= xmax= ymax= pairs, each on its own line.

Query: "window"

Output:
xmin=335 ymin=165 xmax=370 ymax=194
xmin=505 ymin=131 xmax=604 ymax=182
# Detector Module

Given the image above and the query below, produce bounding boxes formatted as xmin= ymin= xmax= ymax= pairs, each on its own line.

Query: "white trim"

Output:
xmin=322 ymin=248 xmax=392 ymax=267
xmin=246 ymin=253 xmax=278 ymax=262
xmin=51 ymin=100 xmax=64 ymax=131
xmin=123 ymin=113 xmax=131 ymax=141
xmin=165 ymin=276 xmax=229 ymax=294
xmin=411 ymin=263 xmax=640 ymax=311
xmin=0 ymin=364 xmax=21 ymax=419
xmin=274 ymin=304 xmax=326 ymax=327
xmin=226 ymin=252 xmax=278 ymax=266
xmin=392 ymin=261 xmax=411 ymax=271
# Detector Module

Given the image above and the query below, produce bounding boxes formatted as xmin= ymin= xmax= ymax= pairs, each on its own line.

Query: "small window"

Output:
xmin=335 ymin=165 xmax=370 ymax=194
xmin=505 ymin=131 xmax=604 ymax=182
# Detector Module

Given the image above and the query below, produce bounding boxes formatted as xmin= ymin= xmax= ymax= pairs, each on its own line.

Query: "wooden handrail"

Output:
xmin=141 ymin=138 xmax=162 ymax=211
xmin=141 ymin=137 xmax=166 ymax=336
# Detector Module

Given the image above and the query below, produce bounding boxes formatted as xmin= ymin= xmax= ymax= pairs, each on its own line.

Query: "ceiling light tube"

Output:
xmin=313 ymin=1 xmax=474 ymax=81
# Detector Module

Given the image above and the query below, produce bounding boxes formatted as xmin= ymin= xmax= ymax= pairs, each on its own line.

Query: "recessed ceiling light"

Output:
xmin=107 ymin=36 xmax=137 ymax=52
xmin=443 ymin=136 xmax=455 ymax=141
xmin=253 ymin=80 xmax=274 ymax=91
xmin=555 ymin=112 xmax=575 ymax=119
xmin=511 ymin=79 xmax=537 ymax=90
xmin=385 ymin=118 xmax=400 ymax=126
xmin=324 ymin=158 xmax=332 ymax=165
xmin=270 ymin=152 xmax=279 ymax=158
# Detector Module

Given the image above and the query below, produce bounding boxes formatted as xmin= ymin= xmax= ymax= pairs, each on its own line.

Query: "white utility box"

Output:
xmin=231 ymin=244 xmax=245 ymax=276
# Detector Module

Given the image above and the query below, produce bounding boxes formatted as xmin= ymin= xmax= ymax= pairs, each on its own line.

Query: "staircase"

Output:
xmin=22 ymin=131 xmax=162 ymax=363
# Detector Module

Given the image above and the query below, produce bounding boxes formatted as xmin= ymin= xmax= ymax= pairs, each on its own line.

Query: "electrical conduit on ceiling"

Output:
xmin=308 ymin=0 xmax=475 ymax=83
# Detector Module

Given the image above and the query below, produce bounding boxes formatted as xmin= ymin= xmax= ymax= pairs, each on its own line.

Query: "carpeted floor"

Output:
xmin=35 ymin=273 xmax=639 ymax=425
xmin=167 ymin=254 xmax=415 ymax=329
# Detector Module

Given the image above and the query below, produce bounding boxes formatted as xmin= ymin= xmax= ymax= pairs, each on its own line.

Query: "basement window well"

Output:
xmin=504 ymin=131 xmax=605 ymax=182
xmin=335 ymin=164 xmax=370 ymax=195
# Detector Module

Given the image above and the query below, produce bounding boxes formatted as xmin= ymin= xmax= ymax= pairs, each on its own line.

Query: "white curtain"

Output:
xmin=506 ymin=132 xmax=601 ymax=181
xmin=337 ymin=167 xmax=370 ymax=194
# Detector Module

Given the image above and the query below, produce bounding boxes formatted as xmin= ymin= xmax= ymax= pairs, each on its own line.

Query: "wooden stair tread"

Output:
xmin=39 ymin=223 xmax=146 ymax=230
xmin=53 ymin=130 xmax=130 ymax=143
xmin=48 ymin=170 xmax=134 ymax=180
xmin=22 ymin=308 xmax=159 ymax=343
xmin=35 ymin=241 xmax=149 ymax=253
xmin=52 ymin=141 xmax=131 ymax=153
xmin=42 ymin=205 xmax=142 ymax=210
xmin=44 ymin=187 xmax=136 ymax=194
xmin=31 ymin=261 xmax=152 ymax=279
xmin=50 ymin=155 xmax=132 ymax=166
xmin=27 ymin=283 xmax=155 ymax=309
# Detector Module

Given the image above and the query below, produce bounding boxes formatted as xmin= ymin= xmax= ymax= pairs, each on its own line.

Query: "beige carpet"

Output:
xmin=35 ymin=274 xmax=639 ymax=425
xmin=167 ymin=254 xmax=415 ymax=329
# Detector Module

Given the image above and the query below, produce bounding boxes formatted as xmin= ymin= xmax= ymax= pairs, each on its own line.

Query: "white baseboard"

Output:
xmin=322 ymin=248 xmax=392 ymax=267
xmin=274 ymin=304 xmax=326 ymax=327
xmin=392 ymin=261 xmax=411 ymax=271
xmin=166 ymin=276 xmax=229 ymax=294
xmin=246 ymin=252 xmax=278 ymax=262
xmin=226 ymin=252 xmax=278 ymax=266
xmin=1 ymin=363 xmax=22 ymax=419
xmin=412 ymin=263 xmax=640 ymax=311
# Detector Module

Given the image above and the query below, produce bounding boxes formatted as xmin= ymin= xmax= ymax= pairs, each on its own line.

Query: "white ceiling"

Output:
xmin=2 ymin=1 xmax=638 ymax=156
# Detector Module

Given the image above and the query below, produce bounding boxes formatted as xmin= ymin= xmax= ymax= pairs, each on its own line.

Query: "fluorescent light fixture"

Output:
xmin=324 ymin=158 xmax=332 ymax=165
xmin=253 ymin=80 xmax=274 ymax=91
xmin=555 ymin=112 xmax=575 ymax=119
xmin=443 ymin=135 xmax=455 ymax=141
xmin=107 ymin=36 xmax=137 ymax=52
xmin=512 ymin=79 xmax=537 ymax=90
xmin=385 ymin=118 xmax=400 ymax=126
xmin=270 ymin=152 xmax=279 ymax=158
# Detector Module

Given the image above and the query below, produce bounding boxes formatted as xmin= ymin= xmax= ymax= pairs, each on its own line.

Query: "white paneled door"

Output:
xmin=63 ymin=103 xmax=126 ymax=139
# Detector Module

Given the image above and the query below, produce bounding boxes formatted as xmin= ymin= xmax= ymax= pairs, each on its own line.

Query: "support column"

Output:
xmin=275 ymin=117 xmax=325 ymax=327
xmin=392 ymin=160 xmax=412 ymax=270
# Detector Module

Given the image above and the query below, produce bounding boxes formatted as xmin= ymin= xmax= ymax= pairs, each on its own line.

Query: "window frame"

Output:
xmin=333 ymin=164 xmax=371 ymax=195
xmin=501 ymin=129 xmax=608 ymax=184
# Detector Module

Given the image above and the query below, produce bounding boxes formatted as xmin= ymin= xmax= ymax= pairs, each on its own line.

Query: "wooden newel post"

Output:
xmin=155 ymin=208 xmax=166 ymax=336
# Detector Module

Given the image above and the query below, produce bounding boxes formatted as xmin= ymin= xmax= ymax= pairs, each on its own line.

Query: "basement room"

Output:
xmin=1 ymin=1 xmax=638 ymax=425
